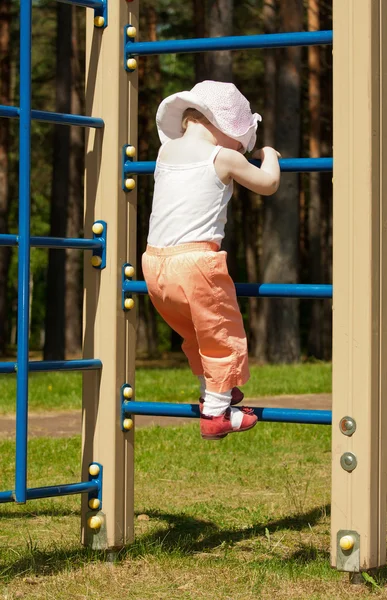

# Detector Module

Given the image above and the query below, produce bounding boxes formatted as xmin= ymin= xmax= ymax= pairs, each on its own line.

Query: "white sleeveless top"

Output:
xmin=147 ymin=145 xmax=233 ymax=247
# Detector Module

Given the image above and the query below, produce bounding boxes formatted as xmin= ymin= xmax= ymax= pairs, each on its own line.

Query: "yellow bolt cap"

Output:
xmin=123 ymin=386 xmax=133 ymax=399
xmin=123 ymin=418 xmax=134 ymax=430
xmin=92 ymin=222 xmax=104 ymax=235
xmin=88 ymin=515 xmax=103 ymax=530
xmin=94 ymin=16 xmax=105 ymax=27
xmin=88 ymin=498 xmax=101 ymax=510
xmin=89 ymin=464 xmax=100 ymax=476
xmin=125 ymin=265 xmax=135 ymax=278
xmin=126 ymin=58 xmax=137 ymax=71
xmin=127 ymin=26 xmax=137 ymax=37
xmin=125 ymin=178 xmax=136 ymax=191
xmin=339 ymin=535 xmax=355 ymax=551
xmin=125 ymin=145 xmax=136 ymax=158
xmin=91 ymin=255 xmax=102 ymax=267
xmin=124 ymin=298 xmax=135 ymax=310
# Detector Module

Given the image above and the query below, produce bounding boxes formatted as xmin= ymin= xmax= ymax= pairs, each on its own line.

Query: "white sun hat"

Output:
xmin=156 ymin=80 xmax=262 ymax=154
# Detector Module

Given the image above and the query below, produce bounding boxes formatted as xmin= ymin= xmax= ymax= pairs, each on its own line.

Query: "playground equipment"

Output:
xmin=0 ymin=0 xmax=386 ymax=578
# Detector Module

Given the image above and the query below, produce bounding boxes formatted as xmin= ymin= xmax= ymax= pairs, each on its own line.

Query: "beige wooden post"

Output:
xmin=332 ymin=0 xmax=387 ymax=573
xmin=81 ymin=0 xmax=138 ymax=549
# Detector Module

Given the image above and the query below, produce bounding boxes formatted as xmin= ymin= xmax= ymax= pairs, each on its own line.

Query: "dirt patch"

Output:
xmin=0 ymin=394 xmax=331 ymax=440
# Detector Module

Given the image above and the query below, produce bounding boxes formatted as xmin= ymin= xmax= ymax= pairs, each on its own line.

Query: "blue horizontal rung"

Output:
xmin=0 ymin=481 xmax=98 ymax=504
xmin=122 ymin=401 xmax=332 ymax=425
xmin=0 ymin=105 xmax=104 ymax=128
xmin=55 ymin=0 xmax=107 ymax=27
xmin=235 ymin=283 xmax=332 ymax=298
xmin=124 ymin=157 xmax=333 ymax=176
xmin=0 ymin=359 xmax=102 ymax=374
xmin=53 ymin=0 xmax=103 ymax=9
xmin=123 ymin=280 xmax=332 ymax=299
xmin=125 ymin=30 xmax=333 ymax=57
xmin=0 ymin=235 xmax=103 ymax=250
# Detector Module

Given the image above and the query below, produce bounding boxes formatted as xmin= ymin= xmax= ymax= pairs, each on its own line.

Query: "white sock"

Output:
xmin=198 ymin=375 xmax=206 ymax=398
xmin=229 ymin=406 xmax=244 ymax=429
xmin=202 ymin=389 xmax=232 ymax=416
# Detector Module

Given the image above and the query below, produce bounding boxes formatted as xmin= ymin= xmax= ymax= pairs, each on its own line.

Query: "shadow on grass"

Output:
xmin=0 ymin=504 xmax=330 ymax=583
xmin=125 ymin=504 xmax=331 ymax=557
xmin=0 ymin=507 xmax=79 ymax=518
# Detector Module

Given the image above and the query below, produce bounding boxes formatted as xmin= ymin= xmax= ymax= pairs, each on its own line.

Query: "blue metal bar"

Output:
xmin=54 ymin=0 xmax=104 ymax=9
xmin=123 ymin=280 xmax=333 ymax=299
xmin=124 ymin=157 xmax=333 ymax=176
xmin=0 ymin=359 xmax=102 ymax=374
xmin=126 ymin=30 xmax=333 ymax=57
xmin=235 ymin=283 xmax=332 ymax=298
xmin=0 ymin=481 xmax=99 ymax=504
xmin=0 ymin=235 xmax=103 ymax=250
xmin=122 ymin=401 xmax=332 ymax=425
xmin=0 ymin=105 xmax=104 ymax=128
xmin=15 ymin=0 xmax=32 ymax=505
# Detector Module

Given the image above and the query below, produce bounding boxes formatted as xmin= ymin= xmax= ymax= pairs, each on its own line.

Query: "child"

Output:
xmin=142 ymin=80 xmax=280 ymax=440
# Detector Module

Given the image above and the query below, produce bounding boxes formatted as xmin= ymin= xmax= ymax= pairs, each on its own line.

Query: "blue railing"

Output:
xmin=0 ymin=0 xmax=105 ymax=506
xmin=126 ymin=30 xmax=333 ymax=57
xmin=124 ymin=280 xmax=333 ymax=299
xmin=122 ymin=401 xmax=332 ymax=426
xmin=1 ymin=3 xmax=333 ymax=507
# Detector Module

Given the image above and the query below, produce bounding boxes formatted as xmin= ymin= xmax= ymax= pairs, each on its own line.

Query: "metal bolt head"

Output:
xmin=89 ymin=464 xmax=100 ymax=476
xmin=91 ymin=255 xmax=102 ymax=267
xmin=88 ymin=515 xmax=103 ymax=530
xmin=339 ymin=416 xmax=357 ymax=436
xmin=125 ymin=178 xmax=136 ymax=191
xmin=125 ymin=265 xmax=135 ymax=278
xmin=123 ymin=386 xmax=133 ymax=399
xmin=92 ymin=222 xmax=104 ymax=236
xmin=339 ymin=535 xmax=355 ymax=551
xmin=123 ymin=418 xmax=134 ymax=430
xmin=94 ymin=16 xmax=105 ymax=27
xmin=127 ymin=26 xmax=137 ymax=37
xmin=340 ymin=452 xmax=357 ymax=472
xmin=126 ymin=58 xmax=137 ymax=71
xmin=88 ymin=498 xmax=101 ymax=510
xmin=124 ymin=298 xmax=135 ymax=310
xmin=125 ymin=145 xmax=136 ymax=158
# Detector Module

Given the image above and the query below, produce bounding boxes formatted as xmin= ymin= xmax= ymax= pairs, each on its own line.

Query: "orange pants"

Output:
xmin=142 ymin=243 xmax=250 ymax=393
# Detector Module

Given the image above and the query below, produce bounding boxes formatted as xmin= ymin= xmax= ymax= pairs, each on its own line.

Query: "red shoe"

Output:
xmin=200 ymin=407 xmax=258 ymax=440
xmin=199 ymin=386 xmax=244 ymax=408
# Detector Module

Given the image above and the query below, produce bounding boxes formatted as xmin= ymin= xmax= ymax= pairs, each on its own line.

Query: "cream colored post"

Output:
xmin=81 ymin=0 xmax=138 ymax=549
xmin=332 ymin=0 xmax=387 ymax=572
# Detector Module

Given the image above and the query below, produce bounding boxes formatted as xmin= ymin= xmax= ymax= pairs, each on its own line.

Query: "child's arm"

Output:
xmin=217 ymin=146 xmax=281 ymax=195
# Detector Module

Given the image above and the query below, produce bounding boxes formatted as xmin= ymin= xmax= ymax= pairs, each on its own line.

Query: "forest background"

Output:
xmin=0 ymin=0 xmax=332 ymax=364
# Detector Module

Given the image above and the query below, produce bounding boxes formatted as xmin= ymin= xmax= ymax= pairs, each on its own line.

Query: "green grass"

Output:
xmin=0 ymin=423 xmax=385 ymax=599
xmin=0 ymin=361 xmax=332 ymax=414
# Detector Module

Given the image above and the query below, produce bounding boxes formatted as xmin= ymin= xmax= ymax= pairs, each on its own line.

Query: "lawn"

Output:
xmin=0 ymin=361 xmax=332 ymax=414
xmin=1 ymin=362 xmax=383 ymax=599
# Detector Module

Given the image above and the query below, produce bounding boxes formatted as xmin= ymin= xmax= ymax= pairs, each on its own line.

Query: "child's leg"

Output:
xmin=142 ymin=250 xmax=203 ymax=377
xmin=185 ymin=251 xmax=256 ymax=438
xmin=187 ymin=250 xmax=250 ymax=393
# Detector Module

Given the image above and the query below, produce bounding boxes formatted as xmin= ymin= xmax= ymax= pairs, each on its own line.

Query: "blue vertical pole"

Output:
xmin=15 ymin=0 xmax=32 ymax=503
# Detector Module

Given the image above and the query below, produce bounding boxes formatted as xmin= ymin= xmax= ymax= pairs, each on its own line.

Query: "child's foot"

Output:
xmin=200 ymin=407 xmax=257 ymax=440
xmin=199 ymin=386 xmax=244 ymax=407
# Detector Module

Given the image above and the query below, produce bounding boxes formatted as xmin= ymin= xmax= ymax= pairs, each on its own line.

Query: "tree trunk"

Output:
xmin=306 ymin=0 xmax=323 ymax=358
xmin=207 ymin=0 xmax=238 ymax=279
xmin=252 ymin=0 xmax=277 ymax=361
xmin=137 ymin=3 xmax=160 ymax=356
xmin=0 ymin=0 xmax=11 ymax=356
xmin=193 ymin=0 xmax=208 ymax=81
xmin=207 ymin=0 xmax=233 ymax=81
xmin=263 ymin=0 xmax=302 ymax=363
xmin=65 ymin=6 xmax=84 ymax=357
xmin=44 ymin=4 xmax=71 ymax=360
xmin=320 ymin=0 xmax=333 ymax=360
